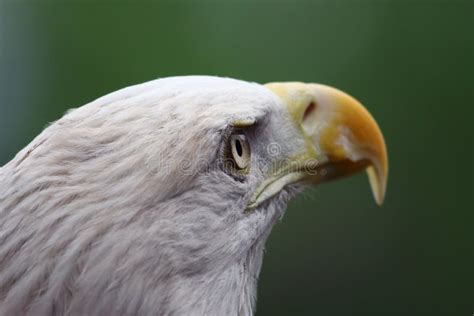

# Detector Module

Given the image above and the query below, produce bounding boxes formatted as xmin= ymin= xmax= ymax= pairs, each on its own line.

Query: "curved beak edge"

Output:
xmin=266 ymin=82 xmax=388 ymax=205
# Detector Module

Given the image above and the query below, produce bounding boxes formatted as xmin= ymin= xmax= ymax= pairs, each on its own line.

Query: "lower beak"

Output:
xmin=265 ymin=82 xmax=388 ymax=205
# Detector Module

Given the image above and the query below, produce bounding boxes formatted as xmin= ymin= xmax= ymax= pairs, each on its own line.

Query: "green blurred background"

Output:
xmin=0 ymin=0 xmax=472 ymax=315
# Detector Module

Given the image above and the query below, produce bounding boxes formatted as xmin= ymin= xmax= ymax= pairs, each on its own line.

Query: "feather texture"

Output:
xmin=0 ymin=76 xmax=299 ymax=315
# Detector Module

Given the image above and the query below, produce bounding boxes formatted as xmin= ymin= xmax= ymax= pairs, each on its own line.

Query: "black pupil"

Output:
xmin=235 ymin=139 xmax=243 ymax=157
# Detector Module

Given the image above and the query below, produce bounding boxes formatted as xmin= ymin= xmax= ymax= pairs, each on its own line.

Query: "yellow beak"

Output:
xmin=266 ymin=82 xmax=388 ymax=205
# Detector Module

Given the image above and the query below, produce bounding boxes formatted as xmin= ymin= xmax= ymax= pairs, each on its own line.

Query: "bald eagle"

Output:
xmin=0 ymin=76 xmax=387 ymax=315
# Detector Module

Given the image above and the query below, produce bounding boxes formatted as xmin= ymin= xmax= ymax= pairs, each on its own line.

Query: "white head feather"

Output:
xmin=0 ymin=76 xmax=304 ymax=315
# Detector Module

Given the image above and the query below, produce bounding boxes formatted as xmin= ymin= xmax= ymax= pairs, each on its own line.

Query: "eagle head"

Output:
xmin=0 ymin=76 xmax=387 ymax=315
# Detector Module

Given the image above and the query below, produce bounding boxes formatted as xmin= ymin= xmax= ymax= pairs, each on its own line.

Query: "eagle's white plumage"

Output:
xmin=0 ymin=76 xmax=387 ymax=315
xmin=0 ymin=77 xmax=295 ymax=315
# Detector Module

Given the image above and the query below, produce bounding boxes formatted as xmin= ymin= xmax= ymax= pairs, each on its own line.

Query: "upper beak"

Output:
xmin=265 ymin=82 xmax=388 ymax=205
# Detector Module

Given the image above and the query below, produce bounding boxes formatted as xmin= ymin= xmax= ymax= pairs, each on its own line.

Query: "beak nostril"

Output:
xmin=302 ymin=101 xmax=318 ymax=134
xmin=303 ymin=102 xmax=316 ymax=123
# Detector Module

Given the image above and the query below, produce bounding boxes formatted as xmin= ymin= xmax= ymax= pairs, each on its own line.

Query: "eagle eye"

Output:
xmin=230 ymin=133 xmax=250 ymax=170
